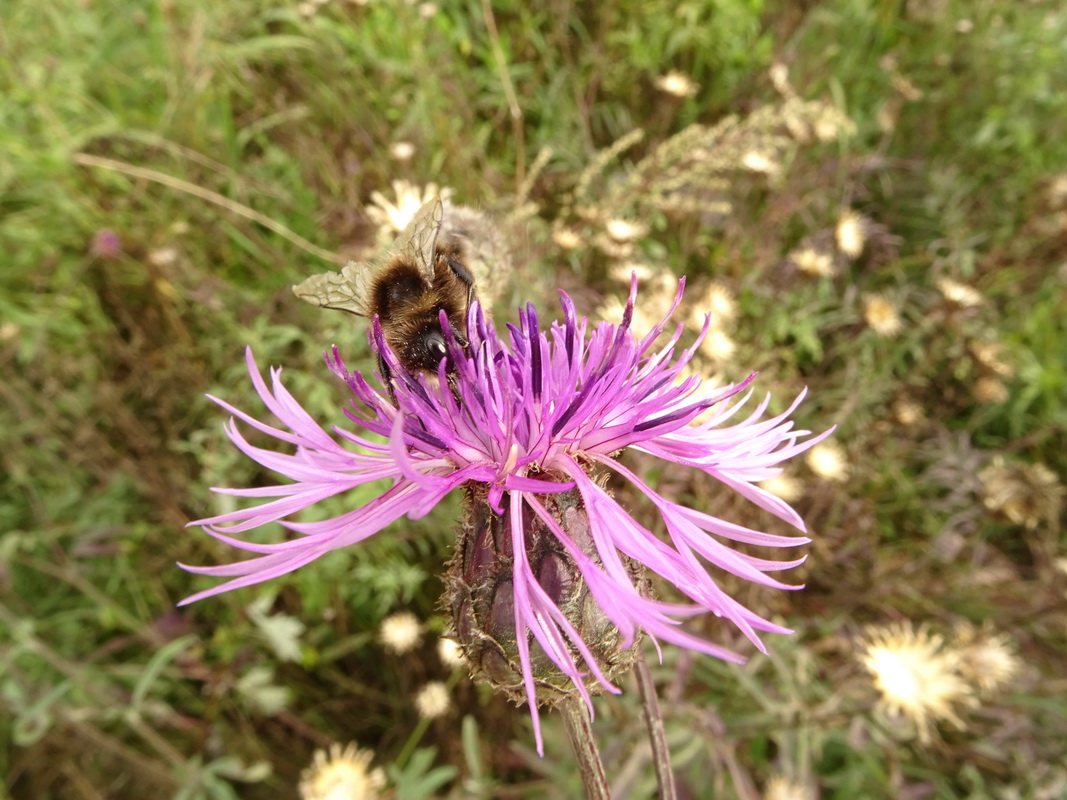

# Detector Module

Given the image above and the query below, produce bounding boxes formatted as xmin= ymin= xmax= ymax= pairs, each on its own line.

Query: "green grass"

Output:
xmin=2 ymin=0 xmax=1065 ymax=797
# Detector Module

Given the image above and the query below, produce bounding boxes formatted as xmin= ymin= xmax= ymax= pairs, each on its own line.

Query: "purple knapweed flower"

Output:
xmin=89 ymin=229 xmax=122 ymax=259
xmin=181 ymin=276 xmax=831 ymax=753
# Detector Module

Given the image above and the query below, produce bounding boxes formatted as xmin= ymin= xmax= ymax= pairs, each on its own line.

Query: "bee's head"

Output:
xmin=421 ymin=328 xmax=448 ymax=365
xmin=393 ymin=316 xmax=467 ymax=374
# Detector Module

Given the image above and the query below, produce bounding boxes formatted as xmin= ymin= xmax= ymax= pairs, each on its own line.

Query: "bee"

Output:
xmin=293 ymin=197 xmax=477 ymax=391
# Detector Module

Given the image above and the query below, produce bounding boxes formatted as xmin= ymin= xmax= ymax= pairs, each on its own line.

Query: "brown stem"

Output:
xmin=635 ymin=651 xmax=677 ymax=800
xmin=559 ymin=696 xmax=612 ymax=799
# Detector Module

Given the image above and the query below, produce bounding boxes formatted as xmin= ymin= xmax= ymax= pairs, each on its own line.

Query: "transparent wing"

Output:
xmin=291 ymin=196 xmax=445 ymax=315
xmin=391 ymin=197 xmax=443 ymax=282
xmin=292 ymin=261 xmax=375 ymax=317
xmin=438 ymin=205 xmax=508 ymax=307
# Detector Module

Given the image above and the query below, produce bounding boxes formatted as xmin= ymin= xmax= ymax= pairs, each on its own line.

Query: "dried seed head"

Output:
xmin=414 ymin=681 xmax=451 ymax=719
xmin=389 ymin=141 xmax=416 ymax=162
xmin=552 ymin=227 xmax=583 ymax=251
xmin=892 ymin=397 xmax=925 ymax=427
xmin=862 ymin=293 xmax=903 ymax=338
xmin=437 ymin=637 xmax=466 ymax=668
xmin=379 ymin=611 xmax=423 ymax=655
xmin=366 ymin=180 xmax=453 ymax=236
xmin=741 ymin=150 xmax=780 ymax=176
xmin=979 ymin=456 xmax=1064 ymax=529
xmin=790 ymin=246 xmax=836 ymax=278
xmin=969 ymin=340 xmax=1014 ymax=377
xmin=952 ymin=622 xmax=1022 ymax=696
xmin=699 ymin=329 xmax=738 ymax=363
xmin=835 ymin=211 xmax=868 ymax=259
xmin=654 ymin=70 xmax=699 ymax=98
xmin=759 ymin=473 xmax=803 ymax=504
xmin=764 ymin=775 xmax=815 ymax=800
xmin=936 ymin=278 xmax=984 ymax=308
xmin=688 ymin=282 xmax=737 ymax=330
xmin=972 ymin=377 xmax=1009 ymax=404
xmin=604 ymin=217 xmax=648 ymax=243
xmin=299 ymin=743 xmax=385 ymax=800
xmin=858 ymin=622 xmax=975 ymax=741
xmin=807 ymin=442 xmax=849 ymax=482
xmin=445 ymin=479 xmax=647 ymax=708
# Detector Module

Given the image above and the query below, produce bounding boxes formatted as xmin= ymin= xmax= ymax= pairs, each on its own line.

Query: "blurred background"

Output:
xmin=2 ymin=0 xmax=1065 ymax=797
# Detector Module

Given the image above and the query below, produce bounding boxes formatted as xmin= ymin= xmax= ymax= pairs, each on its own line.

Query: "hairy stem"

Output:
xmin=560 ymin=696 xmax=611 ymax=799
xmin=636 ymin=651 xmax=677 ymax=800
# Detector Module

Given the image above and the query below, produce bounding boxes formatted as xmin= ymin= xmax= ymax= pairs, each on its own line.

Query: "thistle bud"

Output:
xmin=445 ymin=477 xmax=647 ymax=707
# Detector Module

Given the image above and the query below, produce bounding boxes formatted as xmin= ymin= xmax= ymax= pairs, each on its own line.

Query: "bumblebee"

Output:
xmin=294 ymin=198 xmax=477 ymax=387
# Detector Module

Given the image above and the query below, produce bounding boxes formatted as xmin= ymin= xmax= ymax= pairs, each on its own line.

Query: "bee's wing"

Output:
xmin=292 ymin=197 xmax=444 ymax=315
xmin=390 ymin=197 xmax=444 ymax=282
xmin=292 ymin=261 xmax=375 ymax=317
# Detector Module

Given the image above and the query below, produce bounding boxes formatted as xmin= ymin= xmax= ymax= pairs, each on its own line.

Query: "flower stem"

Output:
xmin=560 ymin=696 xmax=611 ymax=799
xmin=635 ymin=650 xmax=677 ymax=800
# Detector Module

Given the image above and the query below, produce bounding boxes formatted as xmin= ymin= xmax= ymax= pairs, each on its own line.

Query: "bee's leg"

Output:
xmin=377 ymin=351 xmax=400 ymax=407
xmin=445 ymin=257 xmax=476 ymax=314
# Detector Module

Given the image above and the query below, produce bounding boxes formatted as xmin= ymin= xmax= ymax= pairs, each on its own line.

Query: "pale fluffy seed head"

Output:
xmin=689 ymin=282 xmax=737 ymax=330
xmin=936 ymin=278 xmax=984 ymax=308
xmin=414 ymin=681 xmax=451 ymax=719
xmin=973 ymin=377 xmax=1009 ymax=404
xmin=654 ymin=70 xmax=699 ymax=98
xmin=892 ymin=398 xmax=925 ymax=427
xmin=759 ymin=473 xmax=803 ymax=504
xmin=764 ymin=775 xmax=815 ymax=800
xmin=609 ymin=262 xmax=656 ymax=284
xmin=863 ymin=293 xmax=903 ymax=337
xmin=806 ymin=442 xmax=849 ymax=481
xmin=1046 ymin=172 xmax=1067 ymax=209
xmin=388 ymin=141 xmax=416 ymax=162
xmin=552 ymin=227 xmax=583 ymax=251
xmin=605 ymin=218 xmax=649 ymax=243
xmin=859 ymin=623 xmax=975 ymax=741
xmin=979 ymin=457 xmax=1064 ymax=528
xmin=791 ymin=246 xmax=835 ymax=277
xmin=299 ymin=743 xmax=386 ymax=800
xmin=379 ymin=611 xmax=423 ymax=655
xmin=969 ymin=340 xmax=1014 ymax=377
xmin=367 ymin=180 xmax=452 ymax=235
xmin=742 ymin=151 xmax=780 ymax=176
xmin=836 ymin=211 xmax=868 ymax=259
xmin=437 ymin=637 xmax=466 ymax=668
xmin=699 ymin=329 xmax=738 ymax=363
xmin=952 ymin=622 xmax=1022 ymax=696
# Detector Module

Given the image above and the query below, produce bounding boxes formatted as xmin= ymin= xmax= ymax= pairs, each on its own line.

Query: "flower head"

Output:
xmin=89 ymin=229 xmax=122 ymax=259
xmin=806 ymin=442 xmax=849 ymax=482
xmin=437 ymin=636 xmax=465 ymax=668
xmin=835 ymin=211 xmax=868 ymax=259
xmin=952 ymin=622 xmax=1022 ymax=696
xmin=366 ymin=179 xmax=452 ymax=237
xmin=388 ymin=141 xmax=416 ymax=162
xmin=862 ymin=293 xmax=903 ymax=338
xmin=414 ymin=681 xmax=451 ymax=719
xmin=654 ymin=70 xmax=700 ymax=98
xmin=979 ymin=457 xmax=1064 ymax=529
xmin=859 ymin=622 xmax=975 ymax=741
xmin=789 ymin=246 xmax=835 ymax=278
xmin=764 ymin=775 xmax=815 ymax=800
xmin=299 ymin=742 xmax=385 ymax=800
xmin=936 ymin=278 xmax=984 ymax=308
xmin=379 ymin=611 xmax=423 ymax=655
xmin=182 ymin=277 xmax=831 ymax=753
xmin=759 ymin=473 xmax=803 ymax=504
xmin=605 ymin=218 xmax=648 ymax=243
xmin=689 ymin=283 xmax=737 ymax=330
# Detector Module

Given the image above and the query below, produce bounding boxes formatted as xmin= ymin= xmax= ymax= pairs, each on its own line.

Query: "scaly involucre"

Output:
xmin=182 ymin=276 xmax=831 ymax=752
